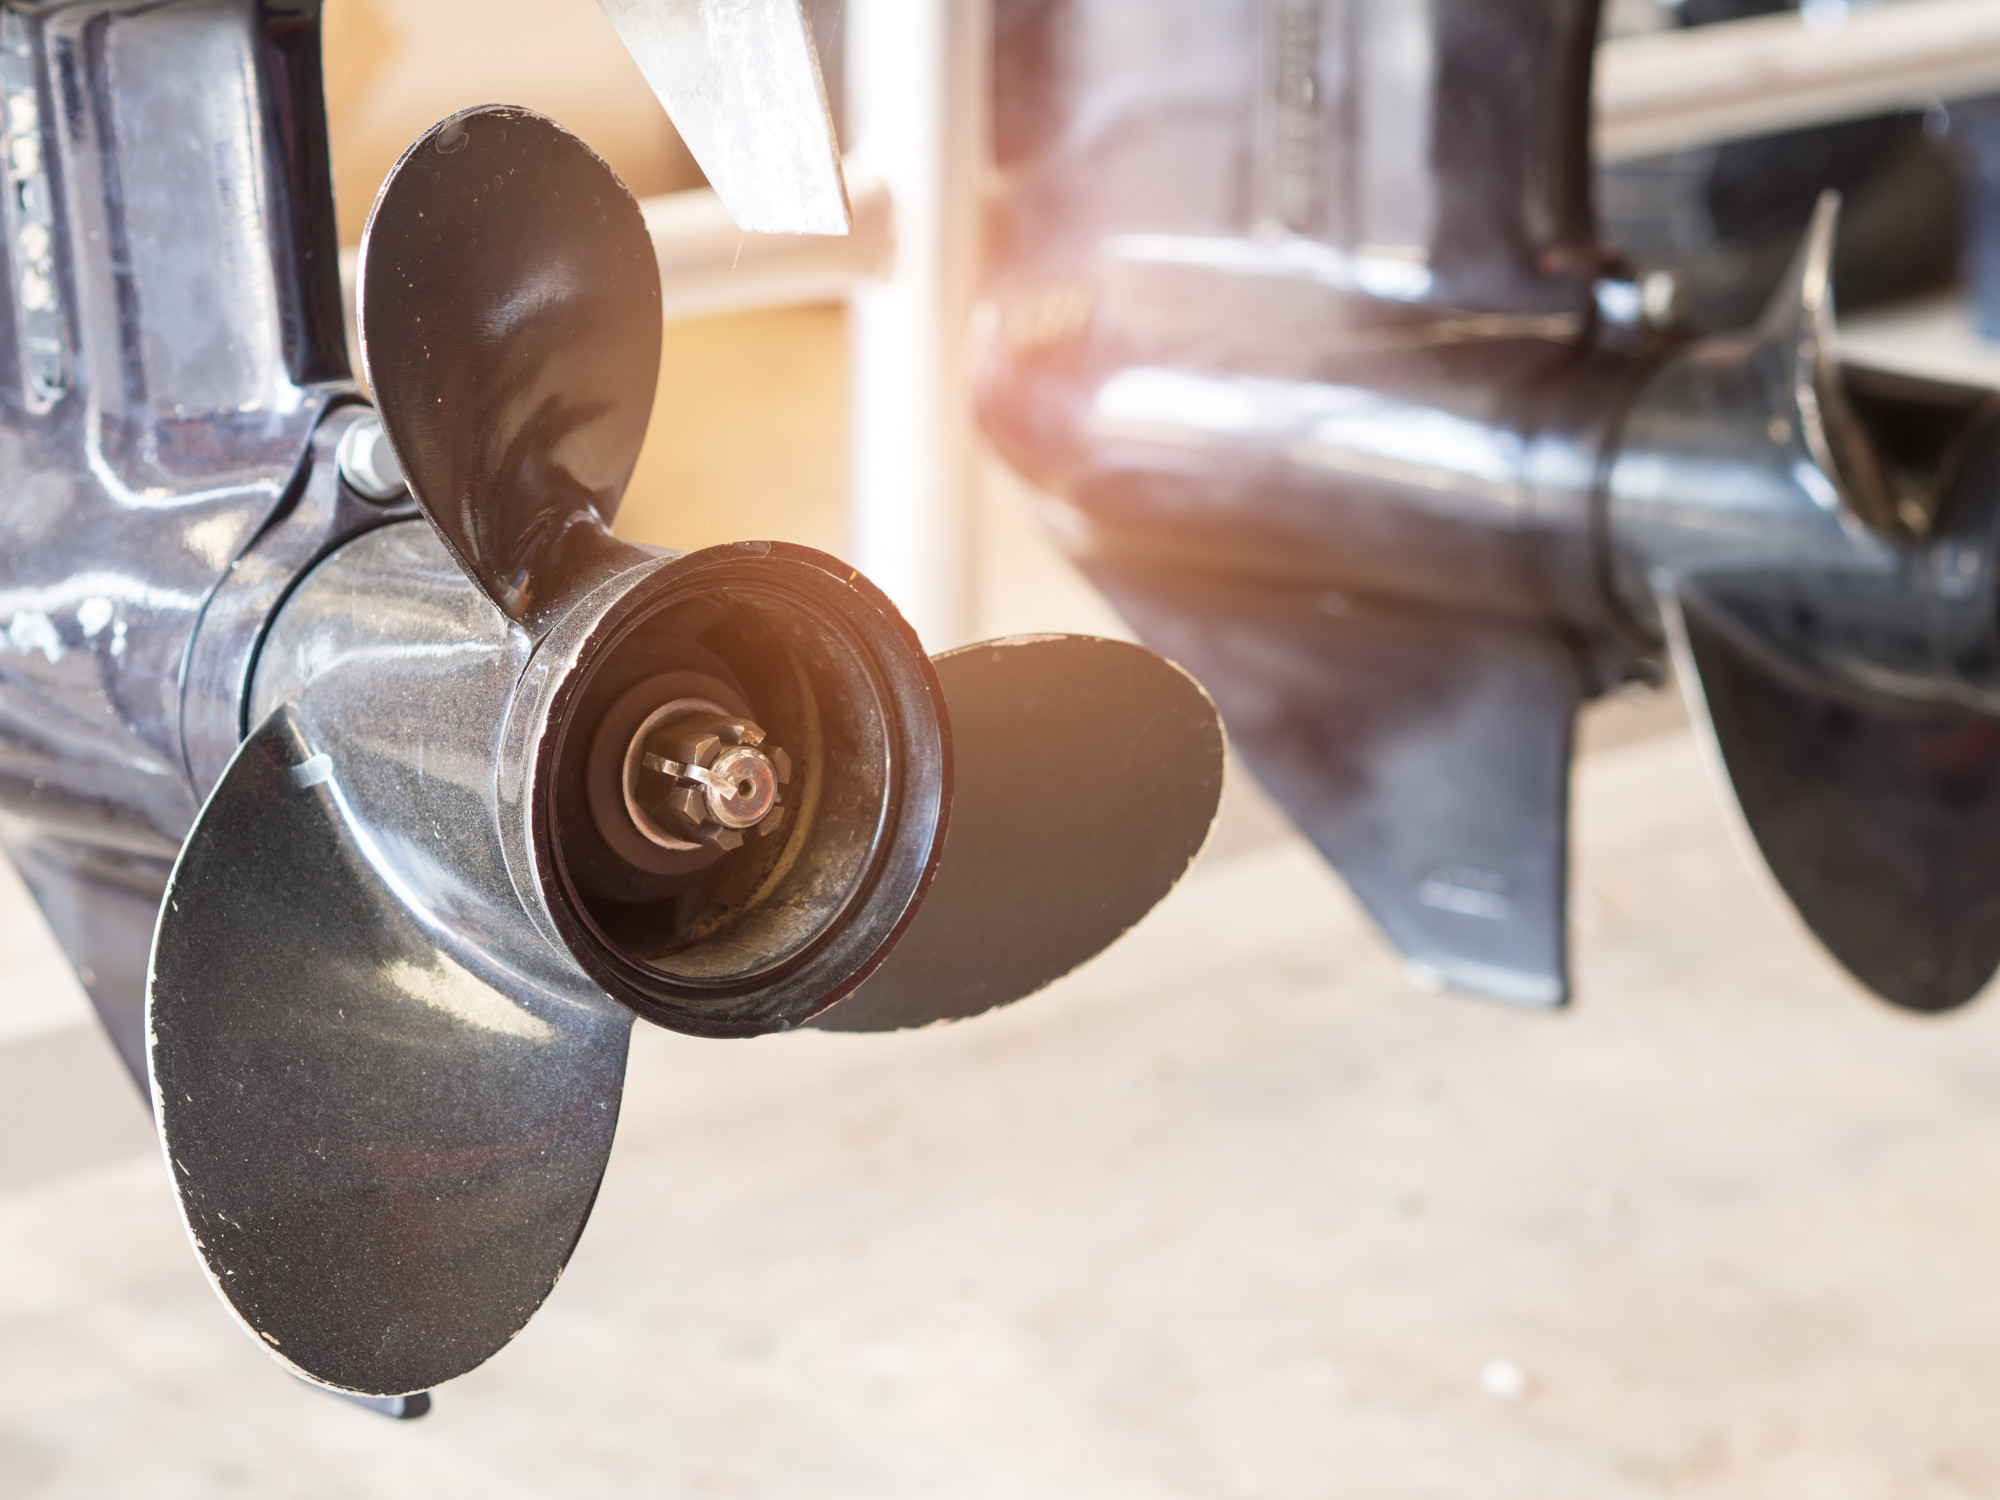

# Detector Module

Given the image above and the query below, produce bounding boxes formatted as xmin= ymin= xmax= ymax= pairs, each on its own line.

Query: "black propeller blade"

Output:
xmin=814 ymin=635 xmax=1223 ymax=1031
xmin=1668 ymin=576 xmax=2000 ymax=1012
xmin=358 ymin=105 xmax=659 ymax=629
xmin=151 ymin=698 xmax=632 ymax=1396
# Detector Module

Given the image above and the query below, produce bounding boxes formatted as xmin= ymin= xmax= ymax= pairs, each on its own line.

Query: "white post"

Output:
xmin=842 ymin=0 xmax=991 ymax=650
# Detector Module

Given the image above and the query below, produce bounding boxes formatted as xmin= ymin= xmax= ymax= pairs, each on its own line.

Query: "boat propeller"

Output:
xmin=144 ymin=104 xmax=1222 ymax=1398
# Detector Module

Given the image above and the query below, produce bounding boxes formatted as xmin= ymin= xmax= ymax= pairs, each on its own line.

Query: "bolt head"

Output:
xmin=336 ymin=413 xmax=408 ymax=502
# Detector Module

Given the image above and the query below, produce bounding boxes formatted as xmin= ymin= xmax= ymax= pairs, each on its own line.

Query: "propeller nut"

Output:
xmin=630 ymin=710 xmax=791 ymax=850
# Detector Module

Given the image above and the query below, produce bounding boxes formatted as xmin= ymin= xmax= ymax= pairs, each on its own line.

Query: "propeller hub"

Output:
xmin=542 ymin=544 xmax=950 ymax=1036
xmin=625 ymin=707 xmax=791 ymax=850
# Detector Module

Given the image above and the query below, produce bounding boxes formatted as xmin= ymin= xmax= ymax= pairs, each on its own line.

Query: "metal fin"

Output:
xmin=322 ymin=1386 xmax=432 ymax=1420
xmin=1094 ymin=570 xmax=1582 ymax=1008
xmin=596 ymin=0 xmax=851 ymax=235
xmin=1757 ymin=190 xmax=1898 ymax=534
xmin=1667 ymin=577 xmax=2000 ymax=1012
xmin=809 ymin=636 xmax=1224 ymax=1032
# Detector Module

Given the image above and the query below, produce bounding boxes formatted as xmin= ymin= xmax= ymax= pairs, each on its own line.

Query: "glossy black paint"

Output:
xmin=360 ymin=105 xmax=661 ymax=630
xmin=980 ymin=0 xmax=2000 ymax=1011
